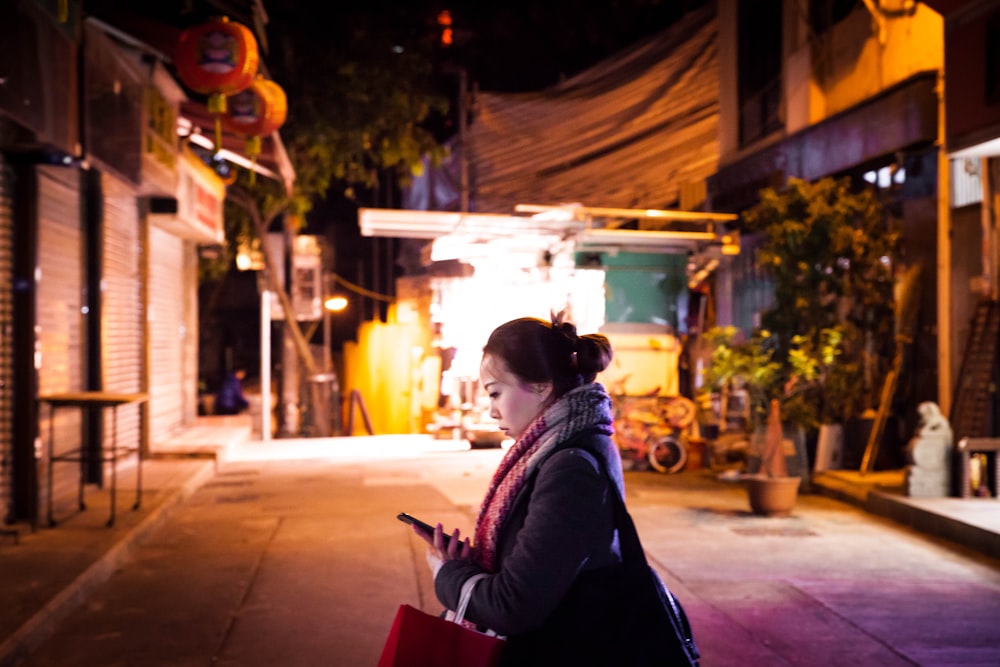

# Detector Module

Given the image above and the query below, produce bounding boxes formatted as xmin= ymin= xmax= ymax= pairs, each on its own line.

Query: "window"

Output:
xmin=808 ymin=0 xmax=861 ymax=36
xmin=987 ymin=12 xmax=1000 ymax=105
xmin=738 ymin=0 xmax=784 ymax=147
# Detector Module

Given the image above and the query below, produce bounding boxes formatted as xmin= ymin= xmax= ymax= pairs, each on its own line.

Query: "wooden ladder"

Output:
xmin=949 ymin=298 xmax=1000 ymax=443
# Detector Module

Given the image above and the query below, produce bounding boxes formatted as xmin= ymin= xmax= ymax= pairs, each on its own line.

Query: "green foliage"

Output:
xmin=740 ymin=176 xmax=899 ymax=422
xmin=743 ymin=177 xmax=897 ymax=342
xmin=269 ymin=1 xmax=450 ymax=203
xmin=702 ymin=326 xmax=823 ymax=430
xmin=197 ymin=168 xmax=293 ymax=281
xmin=199 ymin=3 xmax=451 ymax=279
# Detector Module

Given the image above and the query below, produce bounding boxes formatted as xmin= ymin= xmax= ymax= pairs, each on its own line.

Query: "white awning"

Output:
xmin=358 ymin=208 xmax=586 ymax=240
xmin=148 ymin=147 xmax=226 ymax=244
xmin=358 ymin=204 xmax=739 ymax=258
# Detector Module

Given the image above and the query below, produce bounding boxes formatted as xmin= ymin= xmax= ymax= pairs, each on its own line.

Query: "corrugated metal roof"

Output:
xmin=468 ymin=4 xmax=720 ymax=214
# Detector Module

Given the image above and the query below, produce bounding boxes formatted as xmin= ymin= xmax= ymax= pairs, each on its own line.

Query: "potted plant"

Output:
xmin=702 ymin=326 xmax=821 ymax=515
xmin=702 ymin=176 xmax=900 ymax=508
xmin=812 ymin=327 xmax=858 ymax=471
xmin=741 ymin=176 xmax=899 ymax=470
xmin=744 ymin=399 xmax=803 ymax=515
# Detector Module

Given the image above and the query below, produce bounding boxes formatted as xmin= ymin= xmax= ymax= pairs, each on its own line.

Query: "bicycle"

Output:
xmin=612 ymin=393 xmax=697 ymax=473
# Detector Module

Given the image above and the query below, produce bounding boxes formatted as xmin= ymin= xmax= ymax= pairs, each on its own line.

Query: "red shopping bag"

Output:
xmin=377 ymin=604 xmax=505 ymax=667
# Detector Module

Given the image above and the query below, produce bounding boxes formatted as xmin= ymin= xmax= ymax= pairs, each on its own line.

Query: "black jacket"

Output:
xmin=435 ymin=431 xmax=628 ymax=665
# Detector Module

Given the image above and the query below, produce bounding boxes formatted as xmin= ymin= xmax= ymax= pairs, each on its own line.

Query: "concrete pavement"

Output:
xmin=0 ymin=416 xmax=249 ymax=667
xmin=1 ymin=417 xmax=999 ymax=666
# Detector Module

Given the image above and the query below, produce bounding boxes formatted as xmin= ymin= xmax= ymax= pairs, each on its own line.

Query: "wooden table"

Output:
xmin=38 ymin=392 xmax=148 ymax=527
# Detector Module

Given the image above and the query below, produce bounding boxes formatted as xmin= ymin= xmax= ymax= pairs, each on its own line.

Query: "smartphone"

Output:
xmin=397 ymin=512 xmax=450 ymax=546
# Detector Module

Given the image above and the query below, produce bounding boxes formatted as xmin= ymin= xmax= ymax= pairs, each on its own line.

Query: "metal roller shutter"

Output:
xmin=101 ymin=173 xmax=142 ymax=452
xmin=37 ymin=166 xmax=84 ymax=508
xmin=0 ymin=154 xmax=12 ymax=522
xmin=147 ymin=225 xmax=186 ymax=437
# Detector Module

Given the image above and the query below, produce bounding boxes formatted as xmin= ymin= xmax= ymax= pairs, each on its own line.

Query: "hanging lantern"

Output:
xmin=175 ymin=17 xmax=259 ymax=151
xmin=224 ymin=77 xmax=287 ymax=183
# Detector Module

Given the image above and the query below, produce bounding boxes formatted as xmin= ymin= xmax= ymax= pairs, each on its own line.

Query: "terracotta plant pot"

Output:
xmin=744 ymin=474 xmax=802 ymax=516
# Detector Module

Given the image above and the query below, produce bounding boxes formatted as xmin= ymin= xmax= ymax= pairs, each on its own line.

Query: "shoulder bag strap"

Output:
xmin=598 ymin=464 xmax=701 ymax=665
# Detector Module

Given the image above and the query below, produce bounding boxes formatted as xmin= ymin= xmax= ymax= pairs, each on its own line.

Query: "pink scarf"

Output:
xmin=472 ymin=383 xmax=615 ymax=572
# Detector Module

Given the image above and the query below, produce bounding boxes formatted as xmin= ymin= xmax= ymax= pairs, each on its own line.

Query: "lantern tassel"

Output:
xmin=246 ymin=135 xmax=262 ymax=186
xmin=206 ymin=93 xmax=228 ymax=153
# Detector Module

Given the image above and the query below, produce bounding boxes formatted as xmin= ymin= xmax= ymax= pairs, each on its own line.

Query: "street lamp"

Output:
xmin=313 ymin=286 xmax=348 ymax=437
xmin=324 ymin=295 xmax=348 ymax=312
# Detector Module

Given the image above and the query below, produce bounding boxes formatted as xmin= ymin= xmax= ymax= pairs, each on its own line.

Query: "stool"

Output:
xmin=955 ymin=438 xmax=1000 ymax=498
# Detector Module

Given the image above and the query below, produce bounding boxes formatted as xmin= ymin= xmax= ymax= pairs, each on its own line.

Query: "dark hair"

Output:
xmin=483 ymin=311 xmax=613 ymax=399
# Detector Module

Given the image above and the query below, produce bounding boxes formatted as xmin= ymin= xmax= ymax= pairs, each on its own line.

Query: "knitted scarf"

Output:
xmin=472 ymin=382 xmax=615 ymax=572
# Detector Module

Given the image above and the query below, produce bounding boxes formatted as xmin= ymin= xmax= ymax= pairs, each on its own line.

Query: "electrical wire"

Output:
xmin=330 ymin=272 xmax=395 ymax=303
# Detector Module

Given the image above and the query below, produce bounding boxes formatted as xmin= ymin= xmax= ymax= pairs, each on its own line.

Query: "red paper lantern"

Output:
xmin=175 ymin=17 xmax=259 ymax=150
xmin=223 ymin=78 xmax=287 ymax=183
xmin=224 ymin=78 xmax=288 ymax=152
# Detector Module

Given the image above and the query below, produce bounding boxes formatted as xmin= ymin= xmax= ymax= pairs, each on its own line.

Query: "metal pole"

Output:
xmin=261 ymin=288 xmax=271 ymax=442
xmin=936 ymin=68 xmax=952 ymax=416
xmin=984 ymin=158 xmax=999 ymax=301
xmin=460 ymin=67 xmax=469 ymax=213
xmin=323 ymin=295 xmax=332 ymax=373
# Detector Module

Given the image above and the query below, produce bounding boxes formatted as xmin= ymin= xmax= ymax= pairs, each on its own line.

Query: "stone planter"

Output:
xmin=747 ymin=422 xmax=812 ymax=491
xmin=744 ymin=474 xmax=802 ymax=516
xmin=814 ymin=422 xmax=844 ymax=472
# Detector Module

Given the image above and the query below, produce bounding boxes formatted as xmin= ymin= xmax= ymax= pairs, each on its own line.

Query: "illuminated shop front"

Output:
xmin=356 ymin=205 xmax=737 ymax=438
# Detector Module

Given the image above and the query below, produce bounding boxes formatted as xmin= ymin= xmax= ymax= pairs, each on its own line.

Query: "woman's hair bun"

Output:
xmin=549 ymin=309 xmax=612 ymax=381
xmin=576 ymin=333 xmax=613 ymax=381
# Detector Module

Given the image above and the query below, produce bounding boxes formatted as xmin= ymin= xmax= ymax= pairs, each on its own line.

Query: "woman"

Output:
xmin=413 ymin=312 xmax=628 ymax=665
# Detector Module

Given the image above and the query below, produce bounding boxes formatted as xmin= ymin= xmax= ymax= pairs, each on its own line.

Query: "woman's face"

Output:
xmin=480 ymin=354 xmax=552 ymax=440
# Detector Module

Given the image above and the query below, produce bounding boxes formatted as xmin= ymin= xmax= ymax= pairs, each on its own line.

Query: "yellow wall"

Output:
xmin=342 ymin=309 xmax=421 ymax=435
xmin=721 ymin=0 xmax=944 ymax=157
xmin=341 ymin=278 xmax=435 ymax=435
xmin=815 ymin=4 xmax=943 ymax=121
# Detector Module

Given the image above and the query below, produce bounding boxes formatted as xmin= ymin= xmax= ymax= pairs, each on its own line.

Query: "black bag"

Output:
xmin=511 ymin=443 xmax=700 ymax=666
xmin=607 ymin=469 xmax=701 ymax=666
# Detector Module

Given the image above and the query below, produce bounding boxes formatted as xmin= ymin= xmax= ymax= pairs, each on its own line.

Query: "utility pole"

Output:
xmin=459 ymin=67 xmax=469 ymax=213
xmin=937 ymin=68 xmax=952 ymax=415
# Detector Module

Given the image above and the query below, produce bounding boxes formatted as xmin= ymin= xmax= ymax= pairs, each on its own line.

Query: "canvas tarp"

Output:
xmin=406 ymin=4 xmax=721 ymax=216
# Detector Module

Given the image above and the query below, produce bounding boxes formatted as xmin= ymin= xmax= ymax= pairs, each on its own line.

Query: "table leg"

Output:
xmin=47 ymin=404 xmax=56 ymax=527
xmin=133 ymin=444 xmax=143 ymax=510
xmin=77 ymin=411 xmax=87 ymax=510
xmin=107 ymin=406 xmax=117 ymax=527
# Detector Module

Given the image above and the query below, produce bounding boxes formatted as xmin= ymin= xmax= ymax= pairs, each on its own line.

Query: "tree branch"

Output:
xmin=228 ymin=186 xmax=319 ymax=378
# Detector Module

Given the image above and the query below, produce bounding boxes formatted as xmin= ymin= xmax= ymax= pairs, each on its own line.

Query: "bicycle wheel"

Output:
xmin=647 ymin=435 xmax=687 ymax=474
xmin=662 ymin=396 xmax=697 ymax=429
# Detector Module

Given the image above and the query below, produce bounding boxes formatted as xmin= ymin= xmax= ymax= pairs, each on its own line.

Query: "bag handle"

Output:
xmin=453 ymin=572 xmax=489 ymax=625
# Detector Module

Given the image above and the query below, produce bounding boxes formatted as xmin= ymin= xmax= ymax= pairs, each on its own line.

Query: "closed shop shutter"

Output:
xmin=37 ymin=166 xmax=84 ymax=507
xmin=0 ymin=154 xmax=13 ymax=521
xmin=101 ymin=173 xmax=142 ymax=450
xmin=147 ymin=225 xmax=186 ymax=438
xmin=183 ymin=244 xmax=198 ymax=425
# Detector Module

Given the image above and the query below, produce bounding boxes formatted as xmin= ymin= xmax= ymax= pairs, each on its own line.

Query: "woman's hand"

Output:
xmin=414 ymin=523 xmax=471 ymax=576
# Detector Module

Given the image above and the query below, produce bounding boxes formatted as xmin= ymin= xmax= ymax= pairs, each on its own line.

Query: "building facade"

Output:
xmin=0 ymin=1 xmax=280 ymax=528
xmin=707 ymin=0 xmax=947 ymax=437
xmin=923 ymin=0 xmax=1000 ymax=440
xmin=357 ymin=0 xmax=985 ymax=451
